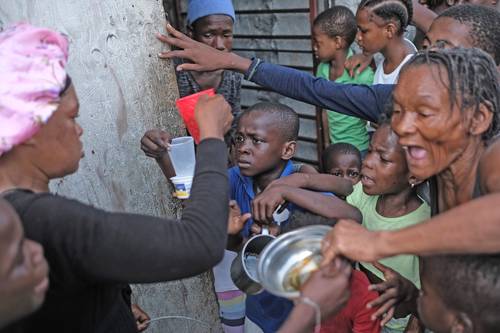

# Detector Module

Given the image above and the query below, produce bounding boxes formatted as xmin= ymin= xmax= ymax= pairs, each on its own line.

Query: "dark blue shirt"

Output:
xmin=228 ymin=160 xmax=334 ymax=332
xmin=246 ymin=59 xmax=395 ymax=124
xmin=228 ymin=161 xmax=296 ymax=332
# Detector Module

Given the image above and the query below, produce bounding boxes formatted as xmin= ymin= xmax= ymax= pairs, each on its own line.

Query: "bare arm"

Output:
xmin=269 ymin=173 xmax=353 ymax=197
xmin=279 ymin=259 xmax=352 ymax=333
xmin=321 ymin=193 xmax=500 ymax=264
xmin=252 ymin=185 xmax=362 ymax=225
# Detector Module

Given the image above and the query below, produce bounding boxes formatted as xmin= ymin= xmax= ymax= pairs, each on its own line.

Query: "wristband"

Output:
xmin=299 ymin=295 xmax=321 ymax=333
xmin=244 ymin=57 xmax=262 ymax=81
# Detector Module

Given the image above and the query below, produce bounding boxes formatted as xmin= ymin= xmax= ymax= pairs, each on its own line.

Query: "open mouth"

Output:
xmin=361 ymin=174 xmax=375 ymax=186
xmin=404 ymin=146 xmax=427 ymax=161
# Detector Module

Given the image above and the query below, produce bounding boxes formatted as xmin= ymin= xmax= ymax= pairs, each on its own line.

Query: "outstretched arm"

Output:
xmin=252 ymin=185 xmax=362 ymax=225
xmin=269 ymin=173 xmax=354 ymax=197
xmin=321 ymin=192 xmax=500 ymax=264
xmin=157 ymin=24 xmax=393 ymax=124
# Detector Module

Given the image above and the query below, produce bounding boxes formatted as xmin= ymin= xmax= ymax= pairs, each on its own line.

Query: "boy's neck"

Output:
xmin=381 ymin=36 xmax=412 ymax=74
xmin=376 ymin=187 xmax=422 ymax=218
xmin=328 ymin=48 xmax=349 ymax=81
xmin=253 ymin=161 xmax=288 ymax=192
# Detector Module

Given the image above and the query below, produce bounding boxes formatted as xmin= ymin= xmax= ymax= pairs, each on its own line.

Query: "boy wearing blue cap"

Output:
xmin=176 ymin=0 xmax=241 ymax=121
xmin=183 ymin=4 xmax=243 ymax=331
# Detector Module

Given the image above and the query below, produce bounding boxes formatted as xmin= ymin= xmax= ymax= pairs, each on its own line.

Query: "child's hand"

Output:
xmin=195 ymin=95 xmax=233 ymax=141
xmin=141 ymin=129 xmax=171 ymax=159
xmin=131 ymin=304 xmax=150 ymax=332
xmin=367 ymin=262 xmax=420 ymax=326
xmin=250 ymin=223 xmax=280 ymax=236
xmin=299 ymin=258 xmax=352 ymax=319
xmin=344 ymin=53 xmax=373 ymax=77
xmin=228 ymin=200 xmax=251 ymax=235
xmin=252 ymin=185 xmax=288 ymax=224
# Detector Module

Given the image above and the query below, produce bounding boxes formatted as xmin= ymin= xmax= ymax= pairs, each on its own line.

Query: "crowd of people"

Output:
xmin=1 ymin=0 xmax=499 ymax=332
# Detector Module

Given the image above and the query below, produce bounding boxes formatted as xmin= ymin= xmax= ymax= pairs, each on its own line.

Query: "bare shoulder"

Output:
xmin=479 ymin=139 xmax=500 ymax=194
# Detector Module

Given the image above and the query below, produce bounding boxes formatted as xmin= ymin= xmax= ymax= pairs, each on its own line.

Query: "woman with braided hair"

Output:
xmin=322 ymin=47 xmax=500 ymax=332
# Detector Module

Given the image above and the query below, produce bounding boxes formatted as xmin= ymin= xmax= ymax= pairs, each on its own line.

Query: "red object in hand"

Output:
xmin=176 ymin=88 xmax=216 ymax=144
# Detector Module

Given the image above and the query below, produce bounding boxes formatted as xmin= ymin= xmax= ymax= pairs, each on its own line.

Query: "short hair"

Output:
xmin=322 ymin=143 xmax=362 ymax=172
xmin=358 ymin=0 xmax=413 ymax=34
xmin=238 ymin=102 xmax=299 ymax=141
xmin=438 ymin=4 xmax=500 ymax=65
xmin=425 ymin=254 xmax=500 ymax=332
xmin=401 ymin=48 xmax=500 ymax=142
xmin=280 ymin=210 xmax=338 ymax=234
xmin=313 ymin=6 xmax=358 ymax=47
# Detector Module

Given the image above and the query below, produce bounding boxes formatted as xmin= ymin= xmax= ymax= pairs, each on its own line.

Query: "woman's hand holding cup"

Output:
xmin=195 ymin=94 xmax=233 ymax=141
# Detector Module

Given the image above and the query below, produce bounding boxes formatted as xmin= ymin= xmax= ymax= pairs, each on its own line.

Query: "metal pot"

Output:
xmin=230 ymin=228 xmax=275 ymax=295
xmin=257 ymin=225 xmax=332 ymax=299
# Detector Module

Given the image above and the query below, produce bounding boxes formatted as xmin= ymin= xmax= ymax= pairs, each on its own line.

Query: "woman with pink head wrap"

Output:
xmin=0 ymin=23 xmax=235 ymax=332
xmin=0 ymin=23 xmax=69 ymax=156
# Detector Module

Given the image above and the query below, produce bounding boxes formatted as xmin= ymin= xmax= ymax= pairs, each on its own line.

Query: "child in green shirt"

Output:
xmin=346 ymin=116 xmax=430 ymax=333
xmin=312 ymin=6 xmax=374 ymax=154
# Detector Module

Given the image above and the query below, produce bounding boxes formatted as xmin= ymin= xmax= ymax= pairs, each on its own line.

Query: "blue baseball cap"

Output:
xmin=186 ymin=0 xmax=236 ymax=25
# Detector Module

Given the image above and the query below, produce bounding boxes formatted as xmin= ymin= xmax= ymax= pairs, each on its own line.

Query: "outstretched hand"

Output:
xmin=367 ymin=262 xmax=419 ymax=326
xmin=141 ymin=129 xmax=171 ymax=159
xmin=156 ymin=24 xmax=252 ymax=73
xmin=157 ymin=24 xmax=228 ymax=72
xmin=228 ymin=200 xmax=251 ymax=235
xmin=321 ymin=219 xmax=384 ymax=264
xmin=251 ymin=185 xmax=288 ymax=225
xmin=300 ymin=258 xmax=352 ymax=320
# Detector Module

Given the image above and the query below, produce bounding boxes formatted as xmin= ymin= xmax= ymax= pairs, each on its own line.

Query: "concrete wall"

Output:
xmin=0 ymin=1 xmax=221 ymax=332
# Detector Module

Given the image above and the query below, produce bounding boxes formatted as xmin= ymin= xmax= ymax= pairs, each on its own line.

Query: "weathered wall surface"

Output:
xmin=0 ymin=1 xmax=221 ymax=332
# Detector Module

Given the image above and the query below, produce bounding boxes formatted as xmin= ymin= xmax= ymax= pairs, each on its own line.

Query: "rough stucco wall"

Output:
xmin=0 ymin=1 xmax=221 ymax=332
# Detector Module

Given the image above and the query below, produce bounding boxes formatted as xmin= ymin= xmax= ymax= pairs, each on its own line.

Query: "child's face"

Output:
xmin=191 ymin=14 xmax=234 ymax=52
xmin=418 ymin=261 xmax=455 ymax=333
xmin=312 ymin=26 xmax=340 ymax=62
xmin=234 ymin=112 xmax=291 ymax=177
xmin=355 ymin=8 xmax=389 ymax=55
xmin=327 ymin=153 xmax=361 ymax=184
xmin=361 ymin=125 xmax=410 ymax=195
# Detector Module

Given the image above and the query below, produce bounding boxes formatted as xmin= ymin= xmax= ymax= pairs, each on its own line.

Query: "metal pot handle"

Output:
xmin=261 ymin=226 xmax=269 ymax=235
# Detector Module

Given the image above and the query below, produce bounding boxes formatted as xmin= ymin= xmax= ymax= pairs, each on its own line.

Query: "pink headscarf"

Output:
xmin=0 ymin=23 xmax=69 ymax=156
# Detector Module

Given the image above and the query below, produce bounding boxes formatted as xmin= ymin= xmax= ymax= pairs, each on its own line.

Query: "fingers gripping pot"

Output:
xmin=230 ymin=227 xmax=274 ymax=295
xmin=257 ymin=225 xmax=332 ymax=299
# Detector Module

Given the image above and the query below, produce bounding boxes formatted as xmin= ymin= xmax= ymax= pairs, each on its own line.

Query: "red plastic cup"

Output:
xmin=176 ymin=88 xmax=216 ymax=144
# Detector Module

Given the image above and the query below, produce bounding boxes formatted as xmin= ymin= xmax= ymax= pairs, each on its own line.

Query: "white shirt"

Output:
xmin=373 ymin=39 xmax=417 ymax=85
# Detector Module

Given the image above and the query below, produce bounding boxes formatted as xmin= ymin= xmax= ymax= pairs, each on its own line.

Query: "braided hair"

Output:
xmin=358 ymin=0 xmax=413 ymax=34
xmin=401 ymin=48 xmax=500 ymax=142
xmin=438 ymin=4 xmax=500 ymax=65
